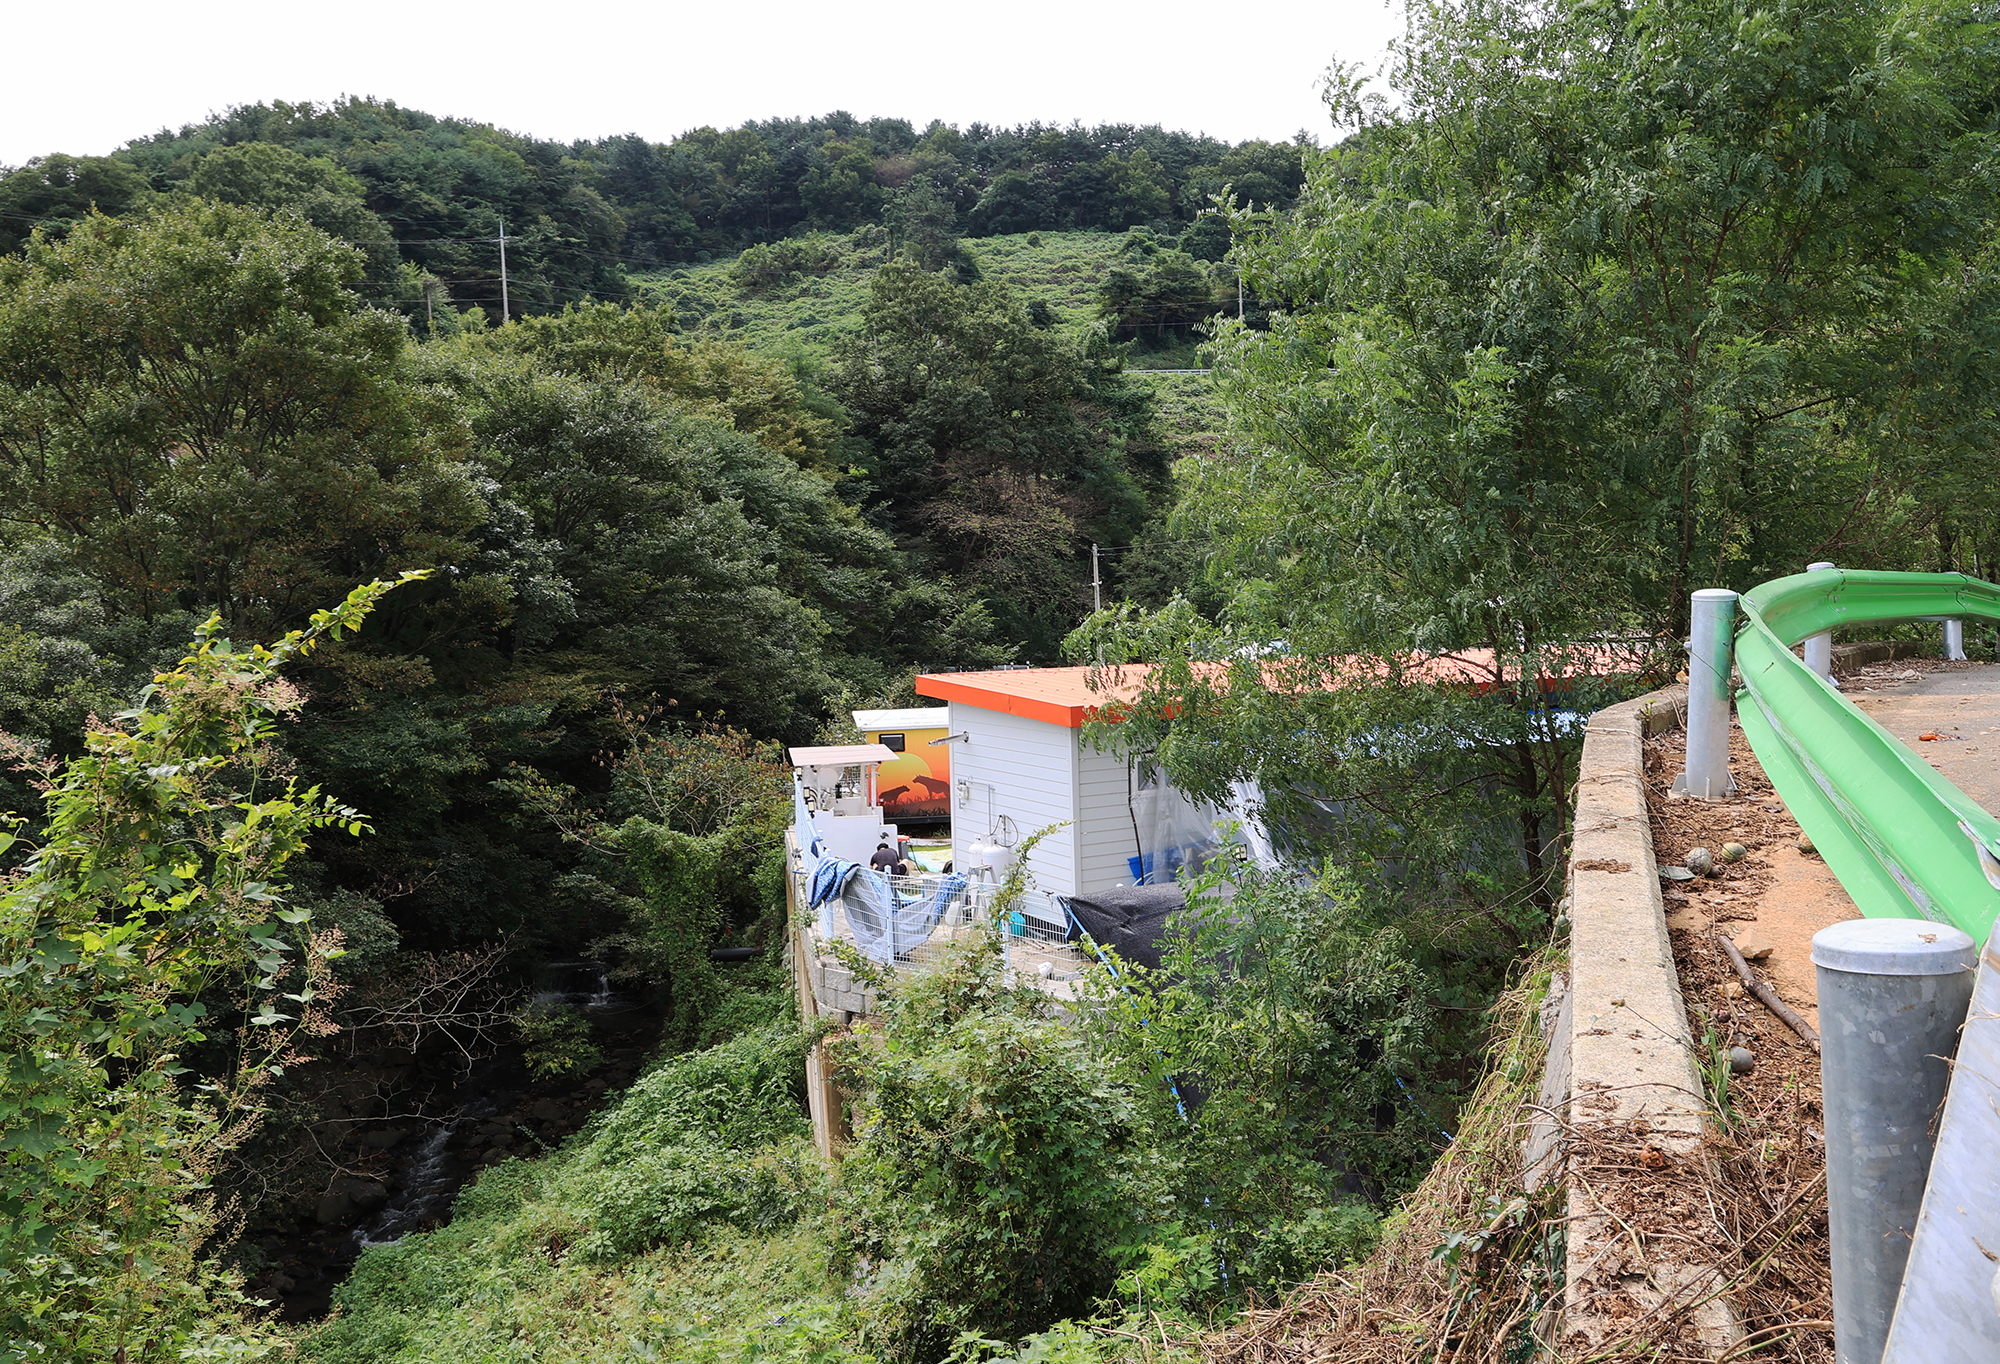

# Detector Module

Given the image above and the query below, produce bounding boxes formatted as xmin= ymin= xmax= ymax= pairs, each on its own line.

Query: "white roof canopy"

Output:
xmin=852 ymin=707 xmax=950 ymax=730
xmin=789 ymin=743 xmax=899 ymax=768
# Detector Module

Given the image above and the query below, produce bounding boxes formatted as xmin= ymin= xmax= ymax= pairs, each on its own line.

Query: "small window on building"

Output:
xmin=880 ymin=733 xmax=906 ymax=752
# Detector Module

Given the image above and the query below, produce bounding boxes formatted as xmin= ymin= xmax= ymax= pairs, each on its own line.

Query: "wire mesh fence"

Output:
xmin=792 ymin=864 xmax=1091 ymax=999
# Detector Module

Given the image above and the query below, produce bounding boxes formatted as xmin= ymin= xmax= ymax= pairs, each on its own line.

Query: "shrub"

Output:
xmin=832 ymin=936 xmax=1172 ymax=1362
xmin=562 ymin=1018 xmax=816 ymax=1260
xmin=514 ymin=1001 xmax=603 ymax=1079
xmin=306 ymin=1012 xmax=820 ymax=1361
xmin=1080 ymin=858 xmax=1433 ymax=1294
xmin=575 ymin=1142 xmax=811 ymax=1261
xmin=0 ymin=579 xmax=414 ymax=1362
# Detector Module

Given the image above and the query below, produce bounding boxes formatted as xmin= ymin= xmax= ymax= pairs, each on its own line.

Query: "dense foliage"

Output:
xmin=831 ymin=260 xmax=1164 ymax=652
xmin=300 ymin=874 xmax=1393 ymax=1364
xmin=303 ymin=1013 xmax=823 ymax=1364
xmin=0 ymin=579 xmax=409 ymax=1363
xmin=9 ymin=0 xmax=2000 ymax=1354
xmin=831 ymin=935 xmax=1169 ymax=1361
xmin=0 ymin=199 xmax=1163 ymax=970
xmin=1 ymin=99 xmax=1307 ymax=328
xmin=1073 ymin=0 xmax=2000 ymax=911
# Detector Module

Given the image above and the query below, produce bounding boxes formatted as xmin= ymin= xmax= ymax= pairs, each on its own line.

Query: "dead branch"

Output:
xmin=1719 ymin=934 xmax=1820 ymax=1053
xmin=336 ymin=940 xmax=519 ymax=1061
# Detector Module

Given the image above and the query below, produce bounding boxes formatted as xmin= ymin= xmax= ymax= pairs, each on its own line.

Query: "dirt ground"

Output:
xmin=1643 ymin=722 xmax=1839 ymax=1362
xmin=1647 ymin=723 xmax=1861 ymax=1031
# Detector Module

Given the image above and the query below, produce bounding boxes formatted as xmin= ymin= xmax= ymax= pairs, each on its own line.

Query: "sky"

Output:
xmin=1 ymin=0 xmax=1407 ymax=167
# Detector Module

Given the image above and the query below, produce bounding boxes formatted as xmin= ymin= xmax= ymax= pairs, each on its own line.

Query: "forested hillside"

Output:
xmin=0 ymin=99 xmax=1298 ymax=326
xmin=6 ymin=0 xmax=2000 ymax=1359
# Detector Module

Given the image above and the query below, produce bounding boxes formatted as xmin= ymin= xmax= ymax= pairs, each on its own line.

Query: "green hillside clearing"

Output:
xmin=631 ymin=230 xmax=1214 ymax=372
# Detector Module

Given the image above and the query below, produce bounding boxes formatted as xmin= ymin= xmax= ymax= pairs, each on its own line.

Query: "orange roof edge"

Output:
xmin=914 ymin=667 xmax=1142 ymax=729
xmin=916 ymin=651 xmax=1643 ymax=730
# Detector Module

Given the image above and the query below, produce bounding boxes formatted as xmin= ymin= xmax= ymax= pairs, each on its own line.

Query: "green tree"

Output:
xmin=426 ymin=357 xmax=840 ymax=735
xmin=0 ymin=577 xmax=413 ymax=1363
xmin=885 ymin=177 xmax=967 ymax=275
xmin=831 ymin=261 xmax=1156 ymax=654
xmin=1104 ymin=149 xmax=1171 ymax=228
xmin=1183 ymin=139 xmax=1307 ymax=215
xmin=0 ymin=201 xmax=488 ymax=634
xmin=1080 ymin=0 xmax=2000 ymax=892
xmin=800 ymin=137 xmax=884 ymax=229
xmin=1097 ymin=244 xmax=1225 ymax=347
xmin=449 ymin=301 xmax=840 ymax=466
xmin=0 ymin=155 xmax=153 ymax=254
xmin=183 ymin=141 xmax=396 ymax=276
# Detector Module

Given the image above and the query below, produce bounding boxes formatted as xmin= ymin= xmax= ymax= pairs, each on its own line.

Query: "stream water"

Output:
xmin=255 ymin=956 xmax=654 ymax=1319
xmin=348 ymin=958 xmax=635 ymax=1249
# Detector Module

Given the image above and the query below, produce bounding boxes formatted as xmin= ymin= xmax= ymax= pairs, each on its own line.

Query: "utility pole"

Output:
xmin=1237 ymin=265 xmax=1244 ymax=320
xmin=1091 ymin=544 xmax=1102 ymax=613
xmin=497 ymin=219 xmax=509 ymax=322
xmin=422 ymin=277 xmax=435 ymax=332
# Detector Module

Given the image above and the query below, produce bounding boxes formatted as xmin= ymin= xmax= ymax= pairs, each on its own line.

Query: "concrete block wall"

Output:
xmin=800 ymin=929 xmax=880 ymax=1018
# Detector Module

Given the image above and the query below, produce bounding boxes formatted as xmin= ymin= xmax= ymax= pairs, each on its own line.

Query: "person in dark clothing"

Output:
xmin=869 ymin=843 xmax=899 ymax=873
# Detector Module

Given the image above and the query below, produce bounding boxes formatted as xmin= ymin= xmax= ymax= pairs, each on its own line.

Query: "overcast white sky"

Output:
xmin=2 ymin=0 xmax=1406 ymax=167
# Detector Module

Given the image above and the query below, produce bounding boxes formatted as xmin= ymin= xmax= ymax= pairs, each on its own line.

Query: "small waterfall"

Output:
xmin=535 ymin=957 xmax=630 ymax=1015
xmin=351 ymin=1097 xmax=494 ymax=1249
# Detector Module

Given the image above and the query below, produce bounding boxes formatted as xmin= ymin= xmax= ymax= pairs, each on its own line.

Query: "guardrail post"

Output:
xmin=1944 ymin=619 xmax=1968 ymax=661
xmin=1815 ymin=919 xmax=1977 ymax=1364
xmin=1673 ymin=587 xmax=1738 ymax=799
xmin=1804 ymin=561 xmax=1837 ymax=678
xmin=1882 ymin=921 xmax=2000 ymax=1364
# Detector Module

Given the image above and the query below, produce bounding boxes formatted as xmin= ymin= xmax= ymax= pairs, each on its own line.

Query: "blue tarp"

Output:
xmin=809 ymin=858 xmax=860 ymax=910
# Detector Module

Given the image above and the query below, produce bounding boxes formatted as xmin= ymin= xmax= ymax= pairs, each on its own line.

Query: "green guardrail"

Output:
xmin=1734 ymin=568 xmax=2000 ymax=944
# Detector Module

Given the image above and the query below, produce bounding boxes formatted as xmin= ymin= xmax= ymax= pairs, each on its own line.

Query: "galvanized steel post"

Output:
xmin=1882 ymin=922 xmax=2000 ymax=1364
xmin=1673 ymin=587 xmax=1738 ymax=798
xmin=1944 ymin=619 xmax=1968 ymax=661
xmin=1815 ymin=918 xmax=1976 ymax=1364
xmin=1804 ymin=561 xmax=1837 ymax=678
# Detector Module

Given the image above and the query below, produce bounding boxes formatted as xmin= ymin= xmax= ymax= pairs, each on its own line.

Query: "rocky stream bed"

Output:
xmin=239 ymin=959 xmax=665 ymax=1321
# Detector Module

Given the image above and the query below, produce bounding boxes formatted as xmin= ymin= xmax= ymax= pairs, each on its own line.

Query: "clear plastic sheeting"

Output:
xmin=795 ymin=776 xmax=831 ymax=934
xmin=794 ymin=776 xmax=824 ymax=875
xmin=1127 ymin=765 xmax=1276 ymax=885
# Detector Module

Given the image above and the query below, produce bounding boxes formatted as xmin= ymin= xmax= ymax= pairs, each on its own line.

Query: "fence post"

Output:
xmin=1944 ymin=619 xmax=1968 ymax=661
xmin=1804 ymin=561 xmax=1836 ymax=678
xmin=1673 ymin=588 xmax=1738 ymax=799
xmin=1815 ymin=919 xmax=1977 ymax=1364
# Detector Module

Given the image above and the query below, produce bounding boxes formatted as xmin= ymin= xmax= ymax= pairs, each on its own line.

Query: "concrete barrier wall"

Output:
xmin=1558 ymin=684 xmax=1741 ymax=1352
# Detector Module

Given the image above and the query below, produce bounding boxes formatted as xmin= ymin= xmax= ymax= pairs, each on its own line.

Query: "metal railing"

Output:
xmin=1733 ymin=568 xmax=2000 ymax=942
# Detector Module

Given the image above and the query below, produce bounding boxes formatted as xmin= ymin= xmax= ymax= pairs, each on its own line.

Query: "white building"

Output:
xmin=788 ymin=743 xmax=901 ymax=870
xmin=913 ymin=666 xmax=1252 ymax=901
